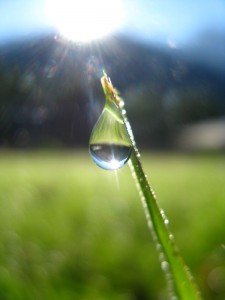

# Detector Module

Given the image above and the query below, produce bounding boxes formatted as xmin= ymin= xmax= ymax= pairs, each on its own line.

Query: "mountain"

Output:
xmin=183 ymin=29 xmax=225 ymax=74
xmin=0 ymin=33 xmax=224 ymax=148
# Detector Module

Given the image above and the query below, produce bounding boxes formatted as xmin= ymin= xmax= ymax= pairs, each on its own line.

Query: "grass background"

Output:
xmin=0 ymin=150 xmax=224 ymax=300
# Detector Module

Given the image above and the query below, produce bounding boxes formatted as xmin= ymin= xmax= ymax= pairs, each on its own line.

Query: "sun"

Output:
xmin=45 ymin=0 xmax=124 ymax=42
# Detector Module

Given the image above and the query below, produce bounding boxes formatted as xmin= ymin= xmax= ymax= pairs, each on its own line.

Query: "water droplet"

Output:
xmin=90 ymin=143 xmax=132 ymax=170
xmin=164 ymin=219 xmax=169 ymax=225
xmin=89 ymin=95 xmax=132 ymax=170
xmin=161 ymin=260 xmax=169 ymax=272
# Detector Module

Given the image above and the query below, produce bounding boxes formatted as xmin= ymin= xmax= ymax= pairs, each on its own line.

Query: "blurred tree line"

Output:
xmin=0 ymin=34 xmax=224 ymax=148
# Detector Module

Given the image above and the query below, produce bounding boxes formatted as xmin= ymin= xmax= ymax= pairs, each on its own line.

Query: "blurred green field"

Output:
xmin=0 ymin=150 xmax=224 ymax=300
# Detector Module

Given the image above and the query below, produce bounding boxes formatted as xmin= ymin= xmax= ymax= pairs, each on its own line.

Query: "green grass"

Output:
xmin=0 ymin=150 xmax=224 ymax=299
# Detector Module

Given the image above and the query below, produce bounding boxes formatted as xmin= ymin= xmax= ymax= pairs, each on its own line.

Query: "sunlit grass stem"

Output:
xmin=101 ymin=73 xmax=202 ymax=300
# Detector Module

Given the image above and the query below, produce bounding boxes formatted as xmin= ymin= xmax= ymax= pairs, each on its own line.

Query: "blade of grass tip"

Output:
xmin=101 ymin=72 xmax=202 ymax=300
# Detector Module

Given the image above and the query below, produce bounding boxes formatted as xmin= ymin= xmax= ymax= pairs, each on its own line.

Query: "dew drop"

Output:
xmin=161 ymin=260 xmax=169 ymax=272
xmin=164 ymin=219 xmax=169 ymax=225
xmin=89 ymin=90 xmax=132 ymax=170
xmin=90 ymin=143 xmax=132 ymax=170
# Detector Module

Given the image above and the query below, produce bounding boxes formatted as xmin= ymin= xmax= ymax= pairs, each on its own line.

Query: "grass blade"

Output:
xmin=101 ymin=72 xmax=202 ymax=300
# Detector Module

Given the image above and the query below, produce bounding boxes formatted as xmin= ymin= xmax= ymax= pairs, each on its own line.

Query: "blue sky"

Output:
xmin=123 ymin=0 xmax=225 ymax=44
xmin=0 ymin=0 xmax=225 ymax=45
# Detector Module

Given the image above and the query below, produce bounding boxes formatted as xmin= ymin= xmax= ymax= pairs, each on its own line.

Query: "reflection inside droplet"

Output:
xmin=90 ymin=143 xmax=132 ymax=170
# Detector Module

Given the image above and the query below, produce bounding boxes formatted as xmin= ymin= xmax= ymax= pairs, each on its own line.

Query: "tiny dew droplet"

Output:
xmin=90 ymin=143 xmax=132 ymax=170
xmin=89 ymin=92 xmax=132 ymax=170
